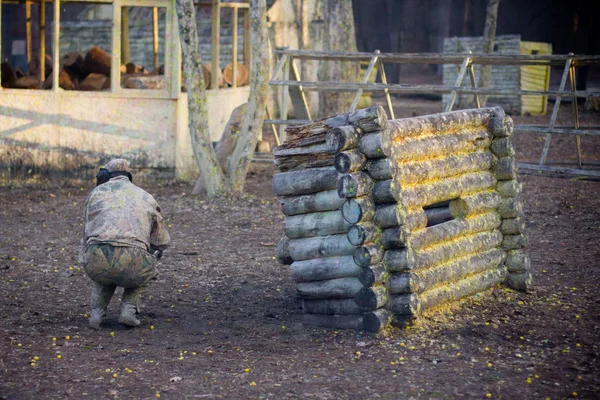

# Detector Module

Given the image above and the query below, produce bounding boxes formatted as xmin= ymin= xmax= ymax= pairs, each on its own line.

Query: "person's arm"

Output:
xmin=78 ymin=195 xmax=91 ymax=264
xmin=150 ymin=203 xmax=171 ymax=252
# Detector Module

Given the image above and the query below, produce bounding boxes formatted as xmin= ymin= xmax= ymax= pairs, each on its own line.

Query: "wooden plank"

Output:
xmin=26 ymin=0 xmax=32 ymax=63
xmin=377 ymin=56 xmax=395 ymax=119
xmin=153 ymin=7 xmax=159 ymax=70
xmin=121 ymin=6 xmax=130 ymax=64
xmin=517 ymin=163 xmax=600 ymax=178
xmin=514 ymin=125 xmax=600 ymax=136
xmin=264 ymin=119 xmax=312 ymax=125
xmin=279 ymin=55 xmax=291 ymax=143
xmin=52 ymin=0 xmax=59 ymax=91
xmin=540 ymin=59 xmax=571 ymax=165
xmin=289 ymin=59 xmax=311 ymax=120
xmin=211 ymin=0 xmax=221 ymax=91
xmin=243 ymin=7 xmax=250 ymax=69
xmin=349 ymin=52 xmax=378 ymax=112
xmin=110 ymin=0 xmax=122 ymax=93
xmin=467 ymin=63 xmax=481 ymax=108
xmin=569 ymin=63 xmax=582 ymax=168
xmin=39 ymin=0 xmax=46 ymax=83
xmin=445 ymin=56 xmax=469 ymax=112
xmin=231 ymin=4 xmax=238 ymax=88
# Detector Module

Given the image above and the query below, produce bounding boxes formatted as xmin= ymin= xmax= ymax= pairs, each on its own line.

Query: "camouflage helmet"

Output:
xmin=103 ymin=158 xmax=130 ymax=173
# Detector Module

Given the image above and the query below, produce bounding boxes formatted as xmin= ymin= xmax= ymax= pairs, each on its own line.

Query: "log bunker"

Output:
xmin=273 ymin=105 xmax=531 ymax=333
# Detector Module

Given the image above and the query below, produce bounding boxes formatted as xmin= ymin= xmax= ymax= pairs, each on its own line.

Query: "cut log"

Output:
xmin=288 ymin=234 xmax=356 ymax=261
xmin=487 ymin=115 xmax=514 ymax=138
xmin=365 ymin=158 xmax=392 ymax=180
xmin=353 ymin=244 xmax=385 ymax=268
xmin=496 ymin=179 xmax=522 ymax=198
xmin=375 ymin=204 xmax=428 ymax=231
xmin=372 ymin=179 xmax=398 ymax=204
xmin=388 ymin=293 xmax=420 ymax=316
xmin=347 ymin=221 xmax=381 ymax=246
xmin=497 ymin=197 xmax=523 ymax=219
xmin=273 ymin=167 xmax=339 ymax=196
xmin=274 ymin=153 xmax=335 ymax=172
xmin=493 ymin=157 xmax=517 ymax=180
xmin=383 ymin=130 xmax=491 ymax=163
xmin=285 ymin=210 xmax=351 ymax=239
xmin=347 ymin=105 xmax=388 ymax=132
xmin=281 ymin=190 xmax=345 ymax=216
xmin=273 ymin=142 xmax=333 ymax=156
xmin=358 ymin=133 xmax=385 ymax=159
xmin=334 ymin=150 xmax=367 ymax=174
xmin=501 ymin=234 xmax=528 ymax=250
xmin=303 ymin=299 xmax=371 ymax=315
xmin=223 ymin=62 xmax=249 ymax=86
xmin=215 ymin=103 xmax=246 ymax=174
xmin=449 ymin=191 xmax=501 ymax=218
xmin=506 ymin=271 xmax=532 ymax=292
xmin=362 ymin=309 xmax=392 ymax=333
xmin=391 ymin=151 xmax=493 ymax=186
xmin=381 ymin=226 xmax=407 ymax=249
xmin=342 ymin=196 xmax=375 ymax=224
xmin=297 ymin=277 xmax=363 ymax=299
xmin=337 ymin=171 xmax=374 ymax=199
xmin=383 ymin=248 xmax=414 ymax=272
xmin=409 ymin=211 xmax=501 ymax=250
xmin=326 ymin=125 xmax=360 ymax=153
xmin=490 ymin=137 xmax=515 ymax=157
xmin=505 ymin=250 xmax=530 ymax=273
xmin=401 ymin=171 xmax=496 ymax=209
xmin=201 ymin=64 xmax=225 ymax=89
xmin=500 ymin=217 xmax=525 ymax=235
xmin=80 ymin=73 xmax=110 ymax=91
xmin=424 ymin=207 xmax=454 ymax=227
xmin=413 ymin=229 xmax=503 ymax=270
xmin=417 ymin=266 xmax=507 ymax=313
xmin=387 ymin=248 xmax=505 ymax=294
xmin=83 ymin=46 xmax=111 ymax=76
xmin=354 ymin=285 xmax=389 ymax=309
xmin=359 ymin=264 xmax=388 ymax=287
xmin=275 ymin=235 xmax=293 ymax=265
xmin=302 ymin=314 xmax=364 ymax=330
xmin=291 ymin=255 xmax=361 ymax=282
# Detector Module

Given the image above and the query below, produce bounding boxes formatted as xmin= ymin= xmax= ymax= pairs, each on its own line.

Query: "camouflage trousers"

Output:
xmin=81 ymin=244 xmax=157 ymax=311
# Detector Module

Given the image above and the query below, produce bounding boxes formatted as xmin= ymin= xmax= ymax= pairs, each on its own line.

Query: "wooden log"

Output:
xmin=337 ymin=171 xmax=374 ymax=199
xmin=496 ymin=179 xmax=521 ymax=198
xmin=382 ymin=107 xmax=502 ymax=142
xmin=501 ymin=234 xmax=528 ymax=250
xmin=303 ymin=299 xmax=371 ymax=315
xmin=383 ymin=248 xmax=414 ymax=272
xmin=449 ymin=191 xmax=501 ymax=218
xmin=397 ymin=131 xmax=491 ymax=165
xmin=80 ymin=73 xmax=110 ymax=91
xmin=285 ymin=210 xmax=351 ymax=239
xmin=409 ymin=211 xmax=501 ymax=250
xmin=374 ymin=204 xmax=428 ymax=230
xmin=342 ymin=196 xmax=375 ymax=224
xmin=291 ymin=256 xmax=361 ymax=282
xmin=401 ymin=171 xmax=496 ymax=209
xmin=273 ymin=167 xmax=339 ymax=196
xmin=506 ymin=271 xmax=532 ymax=292
xmin=387 ymin=248 xmax=505 ymax=295
xmin=302 ymin=314 xmax=364 ymax=330
xmin=326 ymin=125 xmax=360 ymax=153
xmin=505 ymin=250 xmax=530 ymax=273
xmin=391 ymin=151 xmax=493 ymax=186
xmin=359 ymin=264 xmax=388 ymax=287
xmin=353 ymin=244 xmax=385 ymax=268
xmin=488 ymin=115 xmax=514 ymax=138
xmin=388 ymin=293 xmax=420 ymax=316
xmin=123 ymin=75 xmax=165 ymax=90
xmin=413 ymin=229 xmax=503 ymax=270
xmin=424 ymin=207 xmax=454 ymax=227
xmin=41 ymin=68 xmax=78 ymax=90
xmin=223 ymin=62 xmax=248 ymax=86
xmin=83 ymin=46 xmax=111 ymax=77
xmin=288 ymin=234 xmax=356 ymax=261
xmin=354 ymin=285 xmax=389 ymax=309
xmin=280 ymin=190 xmax=345 ymax=216
xmin=297 ymin=277 xmax=363 ymax=299
xmin=362 ymin=309 xmax=392 ymax=333
xmin=500 ymin=217 xmax=525 ymax=235
xmin=365 ymin=158 xmax=392 ymax=180
xmin=275 ymin=236 xmax=293 ymax=265
xmin=347 ymin=105 xmax=388 ymax=132
xmin=10 ymin=76 xmax=40 ymax=89
xmin=381 ymin=226 xmax=407 ymax=249
xmin=334 ymin=150 xmax=367 ymax=174
xmin=372 ymin=179 xmax=398 ymax=204
xmin=417 ymin=266 xmax=507 ymax=313
xmin=358 ymin=133 xmax=385 ymax=159
xmin=274 ymin=153 xmax=335 ymax=172
xmin=273 ymin=142 xmax=333 ymax=156
xmin=490 ymin=137 xmax=515 ymax=157
xmin=201 ymin=64 xmax=225 ymax=89
xmin=497 ymin=197 xmax=523 ymax=219
xmin=60 ymin=52 xmax=86 ymax=79
xmin=493 ymin=157 xmax=517 ymax=180
xmin=347 ymin=222 xmax=381 ymax=246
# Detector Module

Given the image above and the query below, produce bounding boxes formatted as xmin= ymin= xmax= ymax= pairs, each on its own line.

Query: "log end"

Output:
xmin=347 ymin=224 xmax=367 ymax=247
xmin=354 ymin=286 xmax=389 ymax=309
xmin=505 ymin=271 xmax=533 ymax=292
xmin=362 ymin=309 xmax=392 ymax=333
xmin=275 ymin=236 xmax=293 ymax=265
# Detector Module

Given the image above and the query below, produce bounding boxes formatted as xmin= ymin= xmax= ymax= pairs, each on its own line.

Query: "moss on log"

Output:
xmin=297 ymin=277 xmax=364 ymax=299
xmin=354 ymin=285 xmax=389 ymax=309
xmin=347 ymin=222 xmax=382 ymax=246
xmin=363 ymin=309 xmax=392 ymax=333
xmin=501 ymin=234 xmax=528 ymax=250
xmin=285 ymin=210 xmax=352 ymax=239
xmin=388 ymin=293 xmax=420 ymax=316
xmin=342 ymin=196 xmax=375 ymax=224
xmin=506 ymin=271 xmax=532 ymax=292
xmin=505 ymin=250 xmax=530 ymax=273
xmin=383 ymin=248 xmax=415 ymax=272
xmin=490 ymin=137 xmax=515 ymax=157
xmin=335 ymin=150 xmax=367 ymax=174
xmin=500 ymin=217 xmax=525 ymax=235
xmin=449 ymin=191 xmax=501 ymax=218
xmin=326 ymin=125 xmax=360 ymax=153
xmin=493 ymin=157 xmax=517 ymax=180
xmin=488 ymin=115 xmax=514 ymax=138
xmin=280 ymin=189 xmax=345 ymax=216
xmin=359 ymin=264 xmax=388 ymax=287
xmin=337 ymin=171 xmax=374 ymax=199
xmin=497 ymin=197 xmax=524 ymax=219
xmin=496 ymin=179 xmax=522 ymax=198
xmin=347 ymin=105 xmax=389 ymax=132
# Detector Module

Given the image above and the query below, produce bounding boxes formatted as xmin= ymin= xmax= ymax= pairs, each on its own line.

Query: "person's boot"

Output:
xmin=89 ymin=282 xmax=116 ymax=330
xmin=119 ymin=302 xmax=140 ymax=326
xmin=89 ymin=308 xmax=106 ymax=330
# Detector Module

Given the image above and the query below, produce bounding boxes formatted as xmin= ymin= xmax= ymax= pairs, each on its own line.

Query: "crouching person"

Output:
xmin=79 ymin=159 xmax=170 ymax=329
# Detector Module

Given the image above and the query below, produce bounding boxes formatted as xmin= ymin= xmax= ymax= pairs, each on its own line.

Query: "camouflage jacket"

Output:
xmin=81 ymin=176 xmax=170 ymax=254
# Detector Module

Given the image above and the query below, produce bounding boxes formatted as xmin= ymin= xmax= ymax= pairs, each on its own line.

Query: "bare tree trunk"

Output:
xmin=175 ymin=0 xmax=225 ymax=197
xmin=479 ymin=0 xmax=501 ymax=107
xmin=317 ymin=0 xmax=360 ymax=118
xmin=226 ymin=0 xmax=270 ymax=192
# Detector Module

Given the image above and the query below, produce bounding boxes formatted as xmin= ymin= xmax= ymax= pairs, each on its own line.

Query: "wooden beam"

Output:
xmin=121 ymin=6 xmax=130 ymax=64
xmin=514 ymin=125 xmax=600 ymax=136
xmin=211 ymin=0 xmax=221 ymax=90
xmin=243 ymin=6 xmax=250 ymax=71
xmin=540 ymin=59 xmax=571 ymax=165
xmin=445 ymin=56 xmax=470 ymax=112
xmin=26 ymin=0 xmax=32 ymax=63
xmin=110 ymin=0 xmax=122 ymax=93
xmin=52 ymin=0 xmax=59 ymax=91
xmin=349 ymin=52 xmax=378 ymax=112
xmin=39 ymin=0 xmax=46 ymax=83
xmin=231 ymin=4 xmax=238 ymax=88
xmin=153 ymin=7 xmax=159 ymax=70
xmin=377 ymin=56 xmax=394 ymax=119
xmin=517 ymin=163 xmax=600 ymax=178
xmin=569 ymin=62 xmax=582 ymax=168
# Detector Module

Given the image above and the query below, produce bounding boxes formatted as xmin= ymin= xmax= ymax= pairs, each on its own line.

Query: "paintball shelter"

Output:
xmin=273 ymin=106 xmax=532 ymax=333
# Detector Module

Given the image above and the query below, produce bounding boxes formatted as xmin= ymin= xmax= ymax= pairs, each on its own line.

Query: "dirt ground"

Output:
xmin=1 ymin=99 xmax=600 ymax=400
